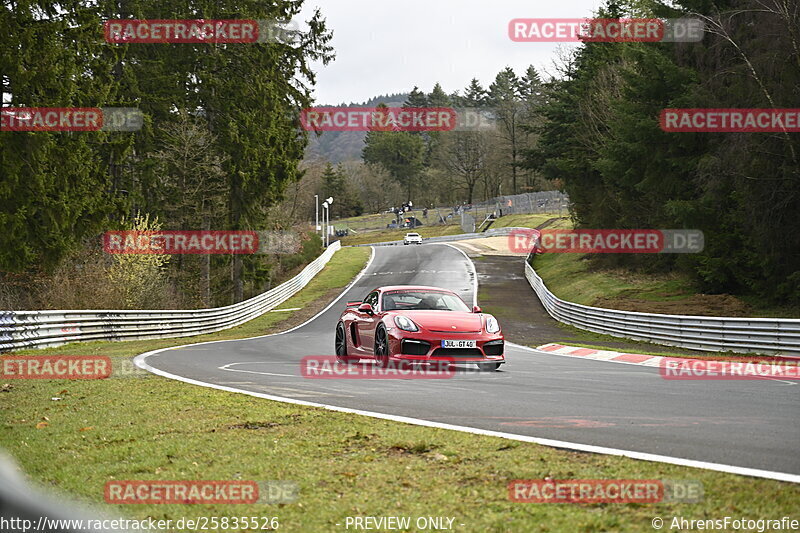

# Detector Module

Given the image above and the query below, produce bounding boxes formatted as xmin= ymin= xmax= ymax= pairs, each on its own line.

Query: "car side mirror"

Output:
xmin=358 ymin=303 xmax=374 ymax=315
xmin=472 ymin=305 xmax=482 ymax=313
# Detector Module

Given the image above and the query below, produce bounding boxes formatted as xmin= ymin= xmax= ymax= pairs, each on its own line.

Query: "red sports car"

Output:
xmin=335 ymin=285 xmax=505 ymax=371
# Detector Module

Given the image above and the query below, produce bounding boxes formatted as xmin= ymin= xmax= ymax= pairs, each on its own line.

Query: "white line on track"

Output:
xmin=218 ymin=362 xmax=296 ymax=378
xmin=134 ymin=244 xmax=800 ymax=484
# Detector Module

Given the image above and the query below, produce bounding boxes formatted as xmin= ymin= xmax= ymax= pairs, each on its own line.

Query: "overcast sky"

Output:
xmin=298 ymin=0 xmax=605 ymax=104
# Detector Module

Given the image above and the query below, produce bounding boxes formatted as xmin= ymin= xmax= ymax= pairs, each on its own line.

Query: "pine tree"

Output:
xmin=489 ymin=67 xmax=524 ymax=194
xmin=519 ymin=66 xmax=544 ymax=108
xmin=0 ymin=0 xmax=131 ymax=271
xmin=403 ymin=87 xmax=428 ymax=108
xmin=461 ymin=78 xmax=488 ymax=107
xmin=318 ymin=163 xmax=362 ymax=218
xmin=518 ymin=66 xmax=545 ymax=190
xmin=427 ymin=83 xmax=451 ymax=107
xmin=363 ymin=104 xmax=425 ymax=202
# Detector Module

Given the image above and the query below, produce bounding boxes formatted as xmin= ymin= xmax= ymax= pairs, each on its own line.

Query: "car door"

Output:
xmin=356 ymin=290 xmax=379 ymax=353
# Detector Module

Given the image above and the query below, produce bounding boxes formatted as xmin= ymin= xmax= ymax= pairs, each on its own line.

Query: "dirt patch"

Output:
xmin=387 ymin=443 xmax=438 ymax=456
xmin=534 ymin=217 xmax=569 ymax=230
xmin=593 ymin=293 xmax=752 ymax=317
xmin=227 ymin=422 xmax=280 ymax=430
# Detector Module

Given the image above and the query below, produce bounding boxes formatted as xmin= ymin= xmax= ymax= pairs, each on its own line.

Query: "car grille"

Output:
xmin=401 ymin=340 xmax=431 ymax=355
xmin=432 ymin=348 xmax=484 ymax=358
xmin=483 ymin=340 xmax=504 ymax=356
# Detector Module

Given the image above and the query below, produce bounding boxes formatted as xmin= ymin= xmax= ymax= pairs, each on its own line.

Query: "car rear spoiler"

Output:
xmin=346 ymin=301 xmax=361 ymax=307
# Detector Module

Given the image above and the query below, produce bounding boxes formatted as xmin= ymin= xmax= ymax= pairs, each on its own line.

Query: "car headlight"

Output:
xmin=394 ymin=315 xmax=419 ymax=332
xmin=485 ymin=315 xmax=500 ymax=333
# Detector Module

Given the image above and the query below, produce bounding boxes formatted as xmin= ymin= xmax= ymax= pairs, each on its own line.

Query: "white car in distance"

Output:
xmin=403 ymin=232 xmax=423 ymax=245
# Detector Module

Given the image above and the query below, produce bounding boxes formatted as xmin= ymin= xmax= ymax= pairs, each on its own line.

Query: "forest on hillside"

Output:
xmin=295 ymin=0 xmax=799 ymax=306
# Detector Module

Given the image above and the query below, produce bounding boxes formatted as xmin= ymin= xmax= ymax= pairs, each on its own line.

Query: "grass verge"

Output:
xmin=533 ymin=253 xmax=696 ymax=307
xmin=2 ymin=363 xmax=797 ymax=532
xmin=490 ymin=213 xmax=564 ymax=229
xmin=339 ymin=212 xmax=564 ymax=247
xmin=532 ymin=252 xmax=800 ymax=318
xmin=2 ymin=246 xmax=797 ymax=532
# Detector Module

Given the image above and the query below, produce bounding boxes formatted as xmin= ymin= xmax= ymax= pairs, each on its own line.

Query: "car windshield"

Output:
xmin=407 ymin=233 xmax=419 ymax=237
xmin=382 ymin=290 xmax=469 ymax=312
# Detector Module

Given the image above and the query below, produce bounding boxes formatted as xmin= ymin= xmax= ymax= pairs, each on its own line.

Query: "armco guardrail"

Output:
xmin=525 ymin=259 xmax=800 ymax=356
xmin=0 ymin=241 xmax=342 ymax=352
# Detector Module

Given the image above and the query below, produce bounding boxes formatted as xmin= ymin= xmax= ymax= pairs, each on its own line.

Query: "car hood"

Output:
xmin=392 ymin=310 xmax=483 ymax=332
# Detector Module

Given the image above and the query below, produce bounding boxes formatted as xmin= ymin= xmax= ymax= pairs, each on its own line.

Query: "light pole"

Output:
xmin=325 ymin=197 xmax=333 ymax=246
xmin=314 ymin=194 xmax=319 ymax=235
xmin=322 ymin=200 xmax=328 ymax=247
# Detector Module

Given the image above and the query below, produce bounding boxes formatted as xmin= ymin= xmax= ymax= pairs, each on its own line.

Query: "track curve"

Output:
xmin=136 ymin=244 xmax=800 ymax=481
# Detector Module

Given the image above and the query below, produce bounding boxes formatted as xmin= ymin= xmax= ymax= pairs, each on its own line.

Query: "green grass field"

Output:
xmin=532 ymin=253 xmax=694 ymax=307
xmin=4 ymin=368 xmax=798 ymax=532
xmin=339 ymin=224 xmax=463 ymax=246
xmin=531 ymin=251 xmax=800 ymax=318
xmin=489 ymin=213 xmax=566 ymax=229
xmin=333 ymin=212 xmax=397 ymax=232
xmin=2 ymin=245 xmax=798 ymax=532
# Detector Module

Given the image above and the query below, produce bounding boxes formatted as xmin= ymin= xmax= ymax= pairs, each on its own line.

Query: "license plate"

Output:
xmin=441 ymin=340 xmax=477 ymax=349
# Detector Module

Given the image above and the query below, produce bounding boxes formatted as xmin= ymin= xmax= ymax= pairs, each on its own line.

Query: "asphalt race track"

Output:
xmin=137 ymin=244 xmax=800 ymax=481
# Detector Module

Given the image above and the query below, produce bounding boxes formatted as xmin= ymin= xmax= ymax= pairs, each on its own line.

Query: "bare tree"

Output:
xmin=693 ymin=2 xmax=798 ymax=166
xmin=439 ymin=131 xmax=494 ymax=204
xmin=152 ymin=111 xmax=228 ymax=306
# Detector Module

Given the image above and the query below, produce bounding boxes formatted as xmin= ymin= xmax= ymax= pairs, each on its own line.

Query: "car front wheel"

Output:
xmin=335 ymin=322 xmax=356 ymax=364
xmin=374 ymin=326 xmax=391 ymax=368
